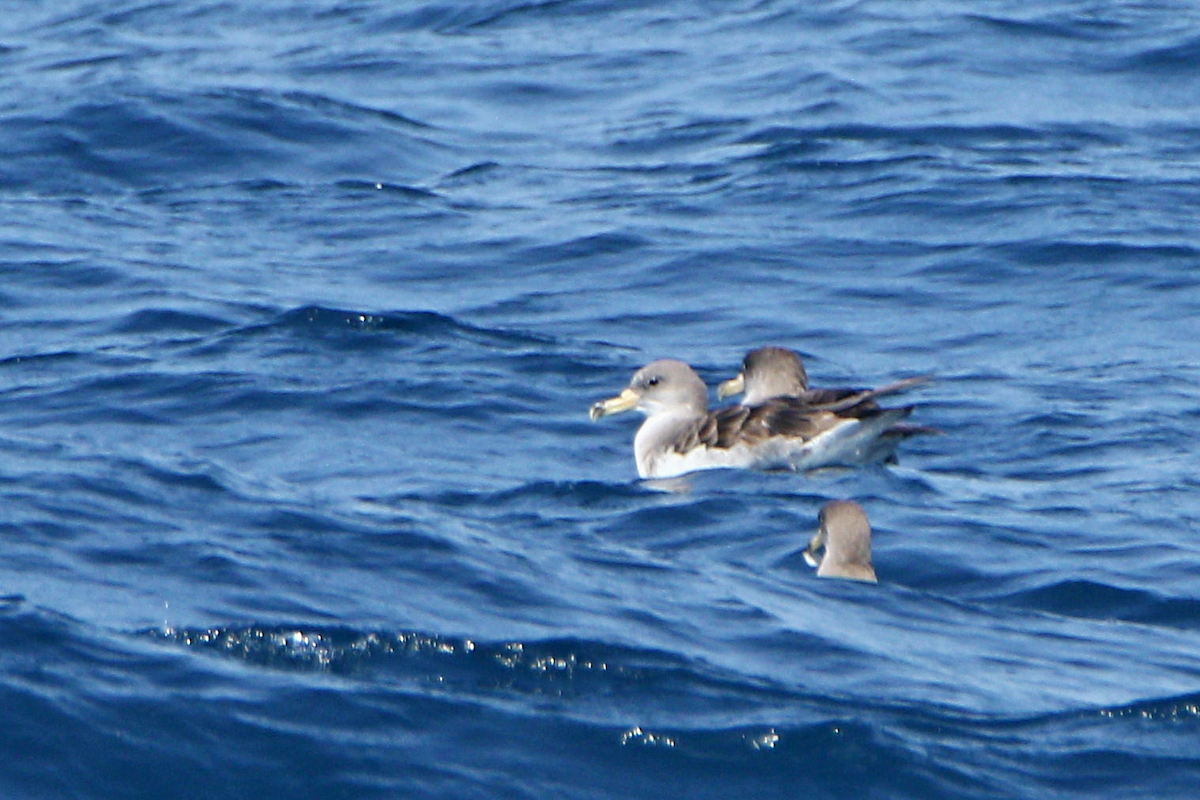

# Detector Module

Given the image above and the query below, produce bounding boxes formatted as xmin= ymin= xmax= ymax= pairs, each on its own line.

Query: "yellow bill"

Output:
xmin=716 ymin=372 xmax=745 ymax=400
xmin=589 ymin=388 xmax=640 ymax=421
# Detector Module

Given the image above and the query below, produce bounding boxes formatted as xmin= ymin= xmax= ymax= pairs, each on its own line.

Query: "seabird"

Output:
xmin=803 ymin=500 xmax=877 ymax=583
xmin=718 ymin=345 xmax=930 ymax=409
xmin=718 ymin=346 xmax=939 ymax=464
xmin=589 ymin=359 xmax=919 ymax=479
xmin=718 ymin=346 xmax=809 ymax=405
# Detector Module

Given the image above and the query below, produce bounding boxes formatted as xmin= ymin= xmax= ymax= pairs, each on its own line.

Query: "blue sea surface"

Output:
xmin=3 ymin=1 xmax=1200 ymax=797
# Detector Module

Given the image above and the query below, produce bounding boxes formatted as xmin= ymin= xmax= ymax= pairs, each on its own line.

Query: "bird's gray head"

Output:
xmin=590 ymin=359 xmax=708 ymax=420
xmin=804 ymin=499 xmax=877 ymax=583
xmin=718 ymin=346 xmax=808 ymax=404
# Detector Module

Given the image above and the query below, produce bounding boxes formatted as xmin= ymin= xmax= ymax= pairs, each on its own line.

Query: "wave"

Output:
xmin=0 ymin=87 xmax=454 ymax=196
xmin=106 ymin=308 xmax=237 ymax=336
xmin=1121 ymin=34 xmax=1200 ymax=73
xmin=141 ymin=619 xmax=1200 ymax=800
xmin=982 ymin=578 xmax=1200 ymax=631
xmin=4 ymin=593 xmax=1200 ymax=799
xmin=279 ymin=304 xmax=526 ymax=337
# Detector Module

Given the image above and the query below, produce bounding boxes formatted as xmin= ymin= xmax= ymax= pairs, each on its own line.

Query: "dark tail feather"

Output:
xmin=801 ymin=375 xmax=933 ymax=414
xmin=872 ymin=421 xmax=942 ymax=464
xmin=883 ymin=422 xmax=943 ymax=438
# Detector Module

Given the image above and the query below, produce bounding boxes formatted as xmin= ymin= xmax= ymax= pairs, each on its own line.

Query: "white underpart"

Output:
xmin=634 ymin=407 xmax=909 ymax=479
xmin=633 ymin=411 xmax=698 ymax=479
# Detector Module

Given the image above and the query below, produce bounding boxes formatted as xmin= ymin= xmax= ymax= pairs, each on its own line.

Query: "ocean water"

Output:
xmin=2 ymin=0 xmax=1200 ymax=797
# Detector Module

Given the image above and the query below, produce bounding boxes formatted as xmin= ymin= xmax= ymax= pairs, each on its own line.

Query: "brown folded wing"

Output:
xmin=792 ymin=375 xmax=932 ymax=413
xmin=674 ymin=397 xmax=913 ymax=455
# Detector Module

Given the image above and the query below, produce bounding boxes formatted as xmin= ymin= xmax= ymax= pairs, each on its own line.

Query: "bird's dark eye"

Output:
xmin=646 ymin=376 xmax=661 ymax=387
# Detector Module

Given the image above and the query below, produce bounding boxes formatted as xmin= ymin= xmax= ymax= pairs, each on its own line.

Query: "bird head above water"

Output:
xmin=589 ymin=359 xmax=708 ymax=421
xmin=803 ymin=499 xmax=877 ymax=583
xmin=718 ymin=346 xmax=809 ymax=405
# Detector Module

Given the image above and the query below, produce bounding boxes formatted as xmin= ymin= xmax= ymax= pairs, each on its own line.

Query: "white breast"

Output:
xmin=634 ymin=414 xmax=897 ymax=479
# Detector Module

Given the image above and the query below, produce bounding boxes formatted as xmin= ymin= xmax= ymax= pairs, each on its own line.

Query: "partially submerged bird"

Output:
xmin=718 ymin=346 xmax=810 ymax=405
xmin=718 ymin=345 xmax=930 ymax=409
xmin=803 ymin=500 xmax=877 ymax=583
xmin=718 ymin=346 xmax=938 ymax=465
xmin=589 ymin=359 xmax=919 ymax=479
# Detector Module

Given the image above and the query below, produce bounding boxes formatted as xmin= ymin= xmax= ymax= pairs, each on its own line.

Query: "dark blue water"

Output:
xmin=3 ymin=1 xmax=1200 ymax=797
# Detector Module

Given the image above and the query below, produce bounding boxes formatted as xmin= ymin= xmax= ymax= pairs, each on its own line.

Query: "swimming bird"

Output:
xmin=803 ymin=500 xmax=877 ymax=583
xmin=718 ymin=346 xmax=809 ymax=405
xmin=718 ymin=345 xmax=930 ymax=409
xmin=588 ymin=359 xmax=918 ymax=479
xmin=717 ymin=346 xmax=938 ymax=464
